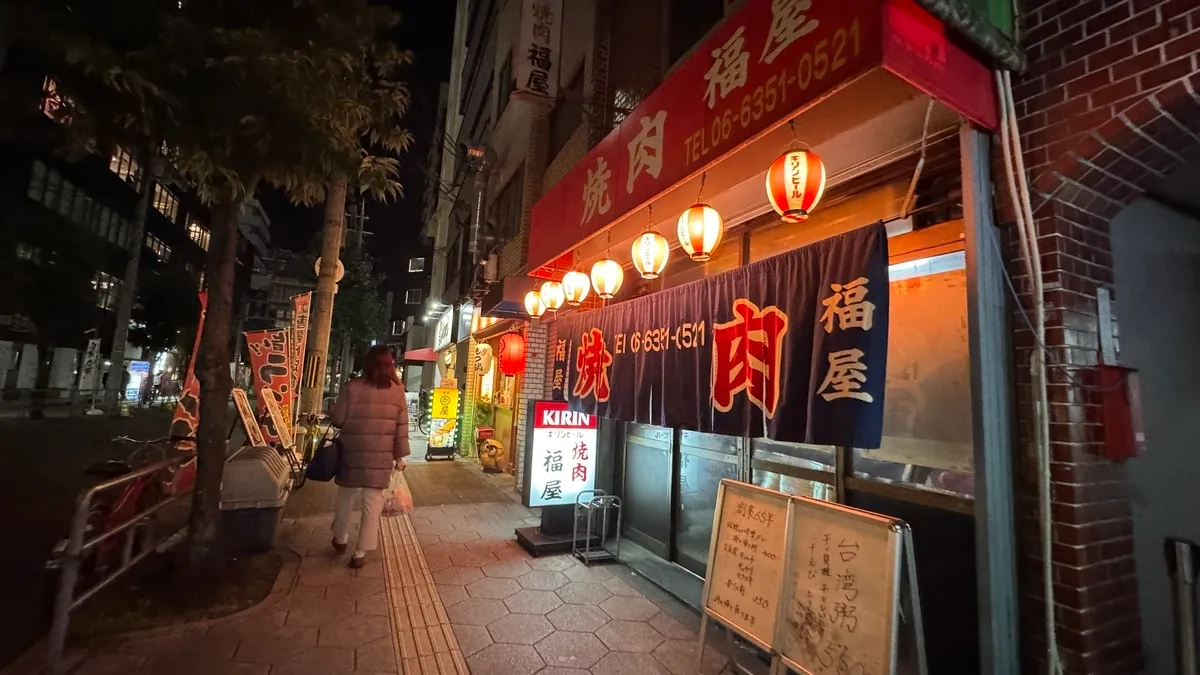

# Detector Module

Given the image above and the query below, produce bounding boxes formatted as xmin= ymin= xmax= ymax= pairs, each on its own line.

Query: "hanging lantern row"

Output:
xmin=525 ymin=147 xmax=826 ymax=319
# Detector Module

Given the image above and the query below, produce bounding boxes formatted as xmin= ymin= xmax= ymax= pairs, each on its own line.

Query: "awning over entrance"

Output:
xmin=526 ymin=0 xmax=996 ymax=278
xmin=480 ymin=276 xmax=539 ymax=320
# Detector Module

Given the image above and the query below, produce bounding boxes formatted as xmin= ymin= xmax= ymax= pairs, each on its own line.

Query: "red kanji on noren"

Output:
xmin=711 ymin=299 xmax=789 ymax=417
xmin=572 ymin=328 xmax=613 ymax=402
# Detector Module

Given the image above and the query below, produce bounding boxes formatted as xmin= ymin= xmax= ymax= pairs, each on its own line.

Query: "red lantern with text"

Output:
xmin=498 ymin=332 xmax=526 ymax=376
xmin=765 ymin=149 xmax=827 ymax=223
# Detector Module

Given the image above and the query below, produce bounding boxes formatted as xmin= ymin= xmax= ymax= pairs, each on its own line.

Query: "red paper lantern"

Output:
xmin=765 ymin=149 xmax=827 ymax=223
xmin=498 ymin=332 xmax=526 ymax=376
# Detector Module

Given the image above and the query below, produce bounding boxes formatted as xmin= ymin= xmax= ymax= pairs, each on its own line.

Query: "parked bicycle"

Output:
xmin=49 ymin=435 xmax=195 ymax=590
xmin=417 ymin=388 xmax=431 ymax=435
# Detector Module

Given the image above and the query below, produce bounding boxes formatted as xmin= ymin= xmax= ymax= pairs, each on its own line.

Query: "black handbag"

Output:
xmin=306 ymin=434 xmax=342 ymax=482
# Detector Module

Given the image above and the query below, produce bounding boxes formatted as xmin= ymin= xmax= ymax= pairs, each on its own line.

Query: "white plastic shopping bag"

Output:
xmin=383 ymin=469 xmax=414 ymax=516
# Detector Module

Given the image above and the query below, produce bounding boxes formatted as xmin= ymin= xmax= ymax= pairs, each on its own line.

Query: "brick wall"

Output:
xmin=513 ymin=321 xmax=549 ymax=491
xmin=1008 ymin=0 xmax=1200 ymax=672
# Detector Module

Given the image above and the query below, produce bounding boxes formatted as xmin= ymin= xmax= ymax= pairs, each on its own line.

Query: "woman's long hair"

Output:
xmin=361 ymin=345 xmax=402 ymax=389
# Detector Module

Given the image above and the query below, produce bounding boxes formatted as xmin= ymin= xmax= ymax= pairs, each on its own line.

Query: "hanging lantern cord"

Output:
xmin=646 ymin=204 xmax=653 ymax=232
xmin=786 ymin=119 xmax=808 ymax=152
xmin=697 ymin=173 xmax=706 ymax=203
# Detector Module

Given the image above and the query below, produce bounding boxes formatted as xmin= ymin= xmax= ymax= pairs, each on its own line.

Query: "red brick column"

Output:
xmin=1007 ymin=0 xmax=1200 ymax=671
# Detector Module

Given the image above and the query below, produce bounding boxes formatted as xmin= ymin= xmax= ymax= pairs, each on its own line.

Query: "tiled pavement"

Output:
xmin=12 ymin=459 xmax=730 ymax=675
xmin=408 ymin=500 xmax=729 ymax=675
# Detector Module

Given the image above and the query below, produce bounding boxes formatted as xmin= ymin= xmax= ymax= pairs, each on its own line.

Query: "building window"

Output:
xmin=108 ymin=147 xmax=142 ymax=185
xmin=93 ymin=272 xmax=121 ymax=310
xmin=392 ymin=320 xmax=405 ymax=335
xmin=152 ymin=184 xmax=179 ymax=222
xmin=186 ymin=216 xmax=210 ymax=251
xmin=16 ymin=243 xmax=41 ymax=263
xmin=145 ymin=234 xmax=171 ymax=262
xmin=408 ymin=257 xmax=425 ymax=273
xmin=41 ymin=77 xmax=67 ymax=121
xmin=197 ymin=270 xmax=206 ymax=290
xmin=497 ymin=55 xmax=514 ymax=117
xmin=493 ymin=165 xmax=525 ymax=244
xmin=405 ymin=288 xmax=423 ymax=305
xmin=549 ymin=68 xmax=584 ymax=159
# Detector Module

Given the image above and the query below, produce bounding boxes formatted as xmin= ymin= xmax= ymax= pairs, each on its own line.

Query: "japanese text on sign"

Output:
xmin=704 ymin=481 xmax=790 ymax=649
xmin=515 ymin=0 xmax=563 ymax=98
xmin=526 ymin=401 xmax=598 ymax=508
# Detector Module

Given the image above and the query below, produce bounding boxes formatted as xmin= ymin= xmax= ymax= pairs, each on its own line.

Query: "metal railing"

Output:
xmin=45 ymin=451 xmax=196 ymax=675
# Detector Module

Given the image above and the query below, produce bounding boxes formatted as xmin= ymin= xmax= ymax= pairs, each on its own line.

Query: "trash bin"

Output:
xmin=220 ymin=446 xmax=291 ymax=556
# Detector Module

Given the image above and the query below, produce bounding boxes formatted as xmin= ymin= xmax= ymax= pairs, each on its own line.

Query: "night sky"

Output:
xmin=260 ymin=0 xmax=457 ymax=282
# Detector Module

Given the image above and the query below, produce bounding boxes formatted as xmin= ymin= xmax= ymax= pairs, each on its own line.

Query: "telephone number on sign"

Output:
xmin=616 ymin=321 xmax=707 ymax=355
xmin=684 ymin=18 xmax=863 ymax=167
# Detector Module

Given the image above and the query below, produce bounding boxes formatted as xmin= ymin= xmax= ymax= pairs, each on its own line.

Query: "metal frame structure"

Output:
xmin=45 ymin=452 xmax=196 ymax=675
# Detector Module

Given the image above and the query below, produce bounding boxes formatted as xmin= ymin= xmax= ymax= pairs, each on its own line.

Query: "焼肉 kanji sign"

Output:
xmin=551 ymin=223 xmax=889 ymax=449
xmin=526 ymin=0 xmax=997 ymax=274
xmin=526 ymin=401 xmax=599 ymax=508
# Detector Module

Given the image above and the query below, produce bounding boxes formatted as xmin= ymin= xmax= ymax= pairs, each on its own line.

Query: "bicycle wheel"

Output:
xmin=418 ymin=414 xmax=430 ymax=435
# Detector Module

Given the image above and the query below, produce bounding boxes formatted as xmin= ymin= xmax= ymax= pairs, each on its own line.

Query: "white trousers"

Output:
xmin=332 ymin=486 xmax=387 ymax=556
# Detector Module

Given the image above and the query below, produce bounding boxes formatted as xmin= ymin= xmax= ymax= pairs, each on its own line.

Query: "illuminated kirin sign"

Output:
xmin=526 ymin=401 xmax=599 ymax=508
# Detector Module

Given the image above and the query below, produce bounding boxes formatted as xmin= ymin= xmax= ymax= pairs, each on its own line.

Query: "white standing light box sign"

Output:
xmin=527 ymin=401 xmax=598 ymax=508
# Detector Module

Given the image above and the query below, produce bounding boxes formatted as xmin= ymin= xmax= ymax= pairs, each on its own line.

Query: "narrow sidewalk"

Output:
xmin=386 ymin=459 xmax=728 ymax=675
xmin=12 ymin=459 xmax=728 ymax=675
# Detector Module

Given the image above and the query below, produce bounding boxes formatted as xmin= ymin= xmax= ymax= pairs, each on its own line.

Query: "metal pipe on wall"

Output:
xmin=1167 ymin=537 xmax=1200 ymax=675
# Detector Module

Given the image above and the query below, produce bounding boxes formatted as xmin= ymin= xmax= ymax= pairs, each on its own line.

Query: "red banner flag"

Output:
xmin=291 ymin=292 xmax=312 ymax=416
xmin=245 ymin=329 xmax=294 ymax=445
xmin=169 ymin=292 xmax=208 ymax=449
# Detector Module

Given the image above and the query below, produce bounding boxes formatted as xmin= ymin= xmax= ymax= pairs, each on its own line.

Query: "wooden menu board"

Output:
xmin=776 ymin=498 xmax=904 ymax=675
xmin=700 ymin=479 xmax=792 ymax=650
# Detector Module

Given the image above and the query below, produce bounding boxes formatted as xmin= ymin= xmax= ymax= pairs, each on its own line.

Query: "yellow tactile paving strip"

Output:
xmin=381 ymin=514 xmax=470 ymax=675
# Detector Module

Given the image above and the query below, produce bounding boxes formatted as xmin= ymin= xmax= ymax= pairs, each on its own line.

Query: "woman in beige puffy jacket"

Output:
xmin=329 ymin=345 xmax=410 ymax=567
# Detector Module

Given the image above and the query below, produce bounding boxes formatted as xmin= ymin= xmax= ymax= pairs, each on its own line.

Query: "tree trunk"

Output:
xmin=300 ymin=178 xmax=347 ymax=415
xmin=182 ymin=190 xmax=244 ymax=576
xmin=103 ymin=171 xmax=154 ymax=412
xmin=30 ymin=341 xmax=54 ymax=421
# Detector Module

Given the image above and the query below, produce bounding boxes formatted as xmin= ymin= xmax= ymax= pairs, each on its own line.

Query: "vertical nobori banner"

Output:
xmin=551 ymin=223 xmax=889 ymax=449
xmin=245 ymin=329 xmax=294 ymax=445
xmin=291 ymin=292 xmax=312 ymax=418
xmin=169 ymin=291 xmax=209 ymax=449
xmin=515 ymin=0 xmax=563 ymax=99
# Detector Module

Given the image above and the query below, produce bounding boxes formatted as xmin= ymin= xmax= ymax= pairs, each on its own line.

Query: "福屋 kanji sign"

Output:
xmin=551 ymin=223 xmax=888 ymax=449
xmin=525 ymin=401 xmax=599 ymax=508
xmin=527 ymin=0 xmax=997 ymax=274
xmin=515 ymin=0 xmax=563 ymax=99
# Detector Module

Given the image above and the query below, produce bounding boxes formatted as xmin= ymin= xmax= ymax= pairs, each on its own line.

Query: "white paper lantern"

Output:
xmin=590 ymin=258 xmax=624 ymax=299
xmin=561 ymin=270 xmax=591 ymax=306
xmin=631 ymin=231 xmax=670 ymax=279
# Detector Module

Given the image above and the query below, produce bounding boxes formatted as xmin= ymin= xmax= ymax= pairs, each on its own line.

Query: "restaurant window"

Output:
xmin=548 ymin=68 xmax=583 ymax=160
xmin=492 ymin=165 xmax=525 ymax=245
xmin=675 ymin=430 xmax=741 ymax=576
xmin=108 ymin=147 xmax=142 ymax=185
xmin=152 ymin=184 xmax=179 ymax=222
xmin=405 ymin=288 xmax=423 ymax=305
xmin=93 ymin=272 xmax=122 ymax=310
xmin=851 ymin=250 xmax=974 ymax=499
xmin=145 ymin=234 xmax=171 ymax=262
xmin=186 ymin=215 xmax=210 ymax=251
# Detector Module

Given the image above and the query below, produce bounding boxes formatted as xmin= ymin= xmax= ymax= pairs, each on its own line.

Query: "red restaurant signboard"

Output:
xmin=526 ymin=0 xmax=996 ymax=275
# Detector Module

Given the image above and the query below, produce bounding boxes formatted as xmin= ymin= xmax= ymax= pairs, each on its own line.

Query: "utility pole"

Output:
xmin=300 ymin=178 xmax=346 ymax=415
